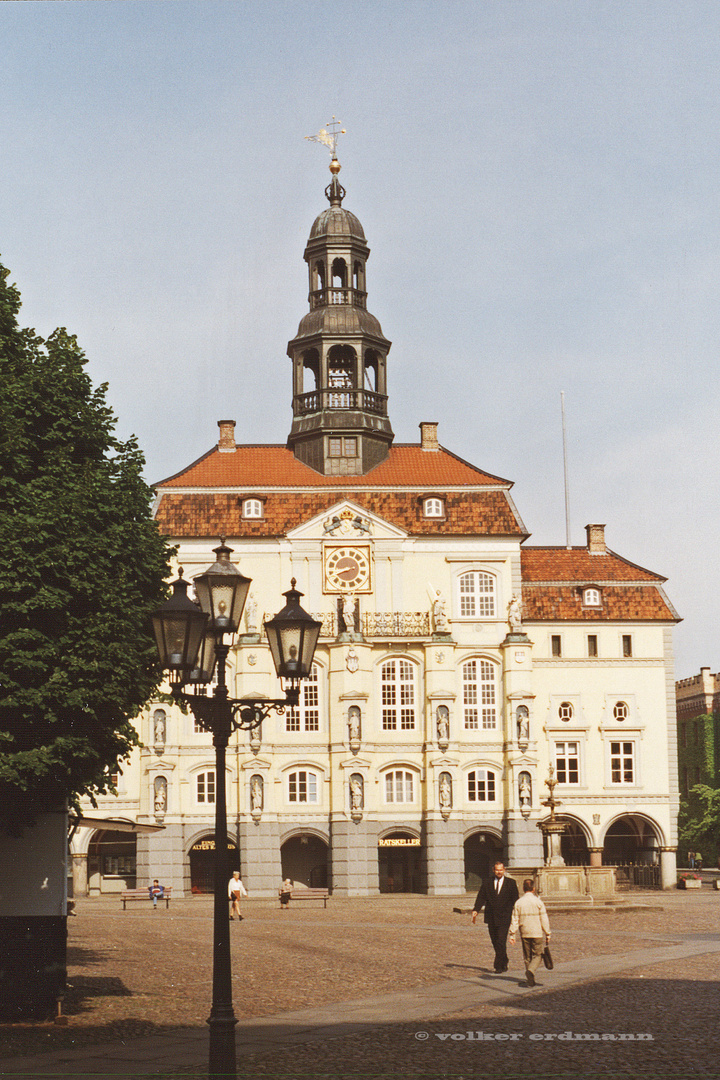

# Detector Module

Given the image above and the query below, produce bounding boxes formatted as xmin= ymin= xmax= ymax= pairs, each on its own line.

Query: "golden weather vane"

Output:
xmin=305 ymin=116 xmax=346 ymax=159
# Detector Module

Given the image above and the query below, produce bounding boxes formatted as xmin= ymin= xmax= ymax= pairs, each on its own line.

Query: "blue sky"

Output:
xmin=2 ymin=0 xmax=718 ymax=677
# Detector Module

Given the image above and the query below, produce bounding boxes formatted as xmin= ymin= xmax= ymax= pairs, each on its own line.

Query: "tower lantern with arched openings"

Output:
xmin=287 ymin=145 xmax=394 ymax=475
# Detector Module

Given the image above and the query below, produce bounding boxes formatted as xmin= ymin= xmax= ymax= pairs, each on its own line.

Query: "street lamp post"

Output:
xmin=151 ymin=541 xmax=321 ymax=1079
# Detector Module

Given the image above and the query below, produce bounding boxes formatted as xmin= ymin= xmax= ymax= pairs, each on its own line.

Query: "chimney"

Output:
xmin=217 ymin=419 xmax=237 ymax=453
xmin=419 ymin=421 xmax=439 ymax=451
xmin=585 ymin=523 xmax=606 ymax=554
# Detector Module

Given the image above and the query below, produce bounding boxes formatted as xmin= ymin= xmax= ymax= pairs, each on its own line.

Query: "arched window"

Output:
xmin=286 ymin=665 xmax=320 ymax=732
xmin=458 ymin=572 xmax=496 ymax=617
xmin=331 ymin=257 xmax=347 ymax=288
xmin=381 ymin=659 xmax=416 ymax=730
xmin=242 ymin=498 xmax=263 ymax=519
xmin=196 ymin=771 xmax=215 ymax=804
xmin=384 ymin=770 xmax=414 ymax=803
xmin=462 ymin=659 xmax=497 ymax=729
xmin=467 ymin=769 xmax=497 ymax=802
xmin=558 ymin=702 xmax=573 ymax=722
xmin=423 ymin=497 xmax=445 ymax=518
xmin=583 ymin=587 xmax=601 ymax=606
xmin=613 ymin=701 xmax=628 ymax=722
xmin=288 ymin=770 xmax=319 ymax=803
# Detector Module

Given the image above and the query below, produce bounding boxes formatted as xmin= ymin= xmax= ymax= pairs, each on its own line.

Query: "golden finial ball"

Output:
xmin=329 ymin=157 xmax=342 ymax=174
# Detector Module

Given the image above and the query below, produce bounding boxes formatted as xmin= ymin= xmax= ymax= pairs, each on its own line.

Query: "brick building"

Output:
xmin=71 ymin=158 xmax=681 ymax=894
xmin=676 ymin=668 xmax=720 ymax=796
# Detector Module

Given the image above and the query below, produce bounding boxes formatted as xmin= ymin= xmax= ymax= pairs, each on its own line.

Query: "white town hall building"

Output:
xmin=71 ymin=157 xmax=680 ymax=897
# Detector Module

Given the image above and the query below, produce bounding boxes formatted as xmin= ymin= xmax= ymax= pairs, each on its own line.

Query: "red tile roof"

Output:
xmin=155 ymin=444 xmax=511 ymax=490
xmin=520 ymin=547 xmax=678 ymax=622
xmin=520 ymin=547 xmax=664 ymax=583
xmin=155 ymin=489 xmax=524 ymax=539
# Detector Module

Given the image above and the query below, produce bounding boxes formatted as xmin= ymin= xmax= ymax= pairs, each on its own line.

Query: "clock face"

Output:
xmin=324 ymin=545 xmax=372 ymax=593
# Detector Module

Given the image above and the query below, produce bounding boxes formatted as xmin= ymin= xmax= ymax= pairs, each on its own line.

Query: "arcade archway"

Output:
xmin=463 ymin=830 xmax=503 ymax=892
xmin=378 ymin=831 xmax=423 ymax=893
xmin=189 ymin=835 xmax=239 ymax=894
xmin=281 ymin=834 xmax=329 ymax=889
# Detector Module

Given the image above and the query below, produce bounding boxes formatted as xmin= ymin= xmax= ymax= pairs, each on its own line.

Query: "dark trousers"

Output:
xmin=487 ymin=917 xmax=511 ymax=971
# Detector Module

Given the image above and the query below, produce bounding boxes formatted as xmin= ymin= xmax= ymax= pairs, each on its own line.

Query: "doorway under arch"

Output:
xmin=463 ymin=831 xmax=503 ymax=892
xmin=603 ymin=815 xmax=661 ymax=866
xmin=281 ymin=834 xmax=329 ymax=889
xmin=87 ymin=829 xmax=137 ymax=894
xmin=378 ymin=832 xmax=423 ymax=893
xmin=189 ymin=835 xmax=239 ymax=894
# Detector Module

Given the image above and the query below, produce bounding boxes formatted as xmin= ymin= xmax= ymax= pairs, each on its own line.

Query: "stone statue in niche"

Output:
xmin=153 ymin=709 xmax=166 ymax=745
xmin=342 ymin=593 xmax=356 ymax=633
xmin=251 ymin=775 xmax=263 ymax=811
xmin=508 ymin=595 xmax=523 ymax=632
xmin=245 ymin=593 xmax=258 ymax=633
xmin=517 ymin=706 xmax=530 ymax=745
xmin=350 ymin=775 xmax=364 ymax=811
xmin=154 ymin=775 xmax=167 ymax=814
xmin=348 ymin=706 xmax=361 ymax=745
xmin=439 ymin=773 xmax=452 ymax=810
xmin=519 ymin=773 xmax=532 ymax=810
xmin=436 ymin=705 xmax=449 ymax=745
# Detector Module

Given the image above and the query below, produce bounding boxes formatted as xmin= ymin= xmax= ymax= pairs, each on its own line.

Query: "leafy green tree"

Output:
xmin=0 ymin=260 xmax=171 ymax=834
xmin=678 ymin=784 xmax=720 ymax=866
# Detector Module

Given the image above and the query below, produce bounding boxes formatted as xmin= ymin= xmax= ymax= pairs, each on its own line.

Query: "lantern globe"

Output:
xmin=186 ymin=630 xmax=217 ymax=685
xmin=264 ymin=579 xmax=321 ymax=680
xmin=151 ymin=569 xmax=208 ymax=676
xmin=193 ymin=539 xmax=251 ymax=635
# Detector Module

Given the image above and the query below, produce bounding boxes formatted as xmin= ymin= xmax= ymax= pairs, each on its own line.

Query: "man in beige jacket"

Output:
xmin=509 ymin=878 xmax=551 ymax=986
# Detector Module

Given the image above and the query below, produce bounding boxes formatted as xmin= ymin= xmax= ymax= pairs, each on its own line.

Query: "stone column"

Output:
xmin=330 ymin=815 xmax=379 ymax=896
xmin=589 ymin=847 xmax=603 ymax=868
xmin=71 ymin=853 xmax=88 ymax=897
xmin=660 ymin=847 xmax=678 ymax=890
xmin=425 ymin=817 xmax=464 ymax=895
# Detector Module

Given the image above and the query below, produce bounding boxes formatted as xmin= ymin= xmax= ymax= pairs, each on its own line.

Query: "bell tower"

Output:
xmin=287 ymin=150 xmax=394 ymax=475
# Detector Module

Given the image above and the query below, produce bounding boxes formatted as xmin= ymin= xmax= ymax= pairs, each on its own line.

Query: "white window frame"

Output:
xmin=608 ymin=740 xmax=636 ymax=786
xmin=467 ymin=768 xmax=497 ymax=803
xmin=462 ymin=658 xmax=497 ymax=730
xmin=285 ymin=664 xmax=321 ymax=732
xmin=457 ymin=571 xmax=496 ymax=618
xmin=196 ymin=770 xmax=216 ymax=804
xmin=287 ymin=769 xmax=319 ymax=804
xmin=381 ymin=658 xmax=416 ymax=730
xmin=583 ymin=587 xmax=601 ymax=607
xmin=383 ymin=769 xmax=415 ymax=804
xmin=242 ymin=498 xmax=264 ymax=519
xmin=554 ymin=741 xmax=581 ymax=786
xmin=423 ymin=497 xmax=444 ymax=518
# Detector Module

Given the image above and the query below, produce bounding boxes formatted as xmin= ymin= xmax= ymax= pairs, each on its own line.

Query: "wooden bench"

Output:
xmin=279 ymin=888 xmax=330 ymax=908
xmin=121 ymin=887 xmax=172 ymax=910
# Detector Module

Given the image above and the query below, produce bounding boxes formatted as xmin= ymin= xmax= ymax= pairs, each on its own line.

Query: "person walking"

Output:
xmin=509 ymin=878 xmax=551 ymax=987
xmin=471 ymin=861 xmax=519 ymax=973
xmin=278 ymin=878 xmax=293 ymax=909
xmin=228 ymin=871 xmax=247 ymax=920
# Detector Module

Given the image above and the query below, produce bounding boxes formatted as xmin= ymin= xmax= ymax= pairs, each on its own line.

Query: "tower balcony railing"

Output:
xmin=293 ymin=389 xmax=387 ymax=416
xmin=309 ymin=288 xmax=367 ymax=309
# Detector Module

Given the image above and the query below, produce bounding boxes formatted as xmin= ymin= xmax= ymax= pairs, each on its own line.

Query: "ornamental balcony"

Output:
xmin=312 ymin=611 xmax=432 ymax=638
xmin=309 ymin=287 xmax=367 ymax=309
xmin=293 ymin=389 xmax=388 ymax=417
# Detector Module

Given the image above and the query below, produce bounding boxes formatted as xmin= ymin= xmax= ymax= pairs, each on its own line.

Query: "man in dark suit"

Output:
xmin=471 ymin=861 xmax=519 ymax=973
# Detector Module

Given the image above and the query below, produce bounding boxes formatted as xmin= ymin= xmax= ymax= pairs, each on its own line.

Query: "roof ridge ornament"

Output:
xmin=305 ymin=116 xmax=347 ymax=206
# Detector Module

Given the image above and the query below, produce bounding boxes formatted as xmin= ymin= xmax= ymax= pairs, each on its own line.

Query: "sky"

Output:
xmin=1 ymin=0 xmax=718 ymax=679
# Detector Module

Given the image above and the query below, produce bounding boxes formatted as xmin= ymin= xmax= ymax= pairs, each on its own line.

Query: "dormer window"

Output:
xmin=242 ymin=498 xmax=264 ymax=519
xmin=423 ymin=497 xmax=445 ymax=518
xmin=582 ymin=587 xmax=601 ymax=607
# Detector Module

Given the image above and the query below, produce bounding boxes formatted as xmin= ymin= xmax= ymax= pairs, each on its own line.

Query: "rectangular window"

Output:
xmin=467 ymin=770 xmax=496 ymax=802
xmin=555 ymin=742 xmax=579 ymax=785
xmin=197 ymin=771 xmax=216 ymax=804
xmin=587 ymin=635 xmax=598 ymax=658
xmin=551 ymin=635 xmax=562 ymax=657
xmin=289 ymin=770 xmax=318 ymax=803
xmin=622 ymin=634 xmax=633 ymax=657
xmin=343 ymin=437 xmax=357 ymax=456
xmin=329 ymin=438 xmax=342 ymax=457
xmin=610 ymin=741 xmax=635 ymax=784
